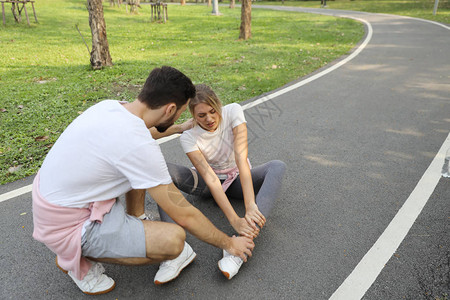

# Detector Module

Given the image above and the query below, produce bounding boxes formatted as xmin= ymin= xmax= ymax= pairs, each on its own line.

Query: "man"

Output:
xmin=32 ymin=66 xmax=254 ymax=295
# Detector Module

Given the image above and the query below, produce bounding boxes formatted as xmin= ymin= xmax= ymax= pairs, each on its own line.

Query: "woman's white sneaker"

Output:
xmin=154 ymin=242 xmax=196 ymax=285
xmin=68 ymin=262 xmax=115 ymax=295
xmin=217 ymin=250 xmax=243 ymax=279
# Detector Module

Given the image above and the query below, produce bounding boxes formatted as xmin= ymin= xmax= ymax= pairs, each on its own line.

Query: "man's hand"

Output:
xmin=226 ymin=236 xmax=255 ymax=262
xmin=244 ymin=203 xmax=266 ymax=234
xmin=230 ymin=217 xmax=259 ymax=239
xmin=149 ymin=119 xmax=194 ymax=140
xmin=179 ymin=118 xmax=194 ymax=133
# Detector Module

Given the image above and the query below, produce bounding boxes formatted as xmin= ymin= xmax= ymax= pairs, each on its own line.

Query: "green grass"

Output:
xmin=0 ymin=0 xmax=363 ymax=184
xmin=257 ymin=0 xmax=450 ymax=24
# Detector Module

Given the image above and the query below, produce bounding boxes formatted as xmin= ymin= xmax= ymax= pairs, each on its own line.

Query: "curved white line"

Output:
xmin=376 ymin=12 xmax=450 ymax=30
xmin=242 ymin=16 xmax=373 ymax=110
xmin=329 ymin=14 xmax=449 ymax=299
xmin=330 ymin=133 xmax=450 ymax=300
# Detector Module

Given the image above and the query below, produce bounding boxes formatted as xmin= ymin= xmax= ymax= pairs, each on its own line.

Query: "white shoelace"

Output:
xmin=223 ymin=251 xmax=243 ymax=265
xmin=83 ymin=263 xmax=105 ymax=287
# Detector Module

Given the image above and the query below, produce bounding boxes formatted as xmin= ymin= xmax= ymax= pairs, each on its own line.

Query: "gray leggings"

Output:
xmin=158 ymin=160 xmax=287 ymax=223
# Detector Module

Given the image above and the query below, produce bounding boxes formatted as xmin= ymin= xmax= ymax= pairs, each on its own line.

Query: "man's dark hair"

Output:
xmin=138 ymin=66 xmax=196 ymax=109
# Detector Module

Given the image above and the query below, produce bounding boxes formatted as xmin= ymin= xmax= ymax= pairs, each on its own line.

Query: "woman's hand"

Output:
xmin=245 ymin=203 xmax=266 ymax=234
xmin=230 ymin=217 xmax=259 ymax=239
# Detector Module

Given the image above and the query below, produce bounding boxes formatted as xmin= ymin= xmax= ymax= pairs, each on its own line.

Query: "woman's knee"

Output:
xmin=167 ymin=163 xmax=189 ymax=190
xmin=268 ymin=160 xmax=287 ymax=175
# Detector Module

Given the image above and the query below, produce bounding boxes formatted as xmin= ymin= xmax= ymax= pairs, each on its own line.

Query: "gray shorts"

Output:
xmin=81 ymin=200 xmax=147 ymax=258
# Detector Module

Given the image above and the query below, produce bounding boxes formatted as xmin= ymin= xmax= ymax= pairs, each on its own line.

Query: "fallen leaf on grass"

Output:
xmin=8 ymin=165 xmax=22 ymax=173
xmin=34 ymin=136 xmax=49 ymax=141
xmin=0 ymin=108 xmax=6 ymax=112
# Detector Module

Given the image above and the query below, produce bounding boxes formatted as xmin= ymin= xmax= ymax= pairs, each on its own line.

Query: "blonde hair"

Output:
xmin=189 ymin=84 xmax=222 ymax=125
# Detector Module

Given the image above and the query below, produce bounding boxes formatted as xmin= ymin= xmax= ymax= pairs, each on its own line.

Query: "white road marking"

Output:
xmin=329 ymin=17 xmax=450 ymax=299
xmin=330 ymin=132 xmax=450 ymax=300
xmin=377 ymin=12 xmax=450 ymax=30
xmin=242 ymin=16 xmax=372 ymax=110
xmin=0 ymin=184 xmax=33 ymax=203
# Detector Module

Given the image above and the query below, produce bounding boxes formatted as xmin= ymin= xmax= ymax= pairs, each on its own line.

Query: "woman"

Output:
xmin=159 ymin=84 xmax=286 ymax=279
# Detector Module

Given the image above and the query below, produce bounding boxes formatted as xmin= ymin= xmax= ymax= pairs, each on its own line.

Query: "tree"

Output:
xmin=87 ymin=0 xmax=113 ymax=70
xmin=239 ymin=0 xmax=251 ymax=40
xmin=230 ymin=0 xmax=235 ymax=9
xmin=211 ymin=0 xmax=220 ymax=15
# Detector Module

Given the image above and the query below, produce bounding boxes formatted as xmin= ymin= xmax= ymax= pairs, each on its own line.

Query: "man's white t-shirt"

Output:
xmin=180 ymin=103 xmax=246 ymax=171
xmin=39 ymin=100 xmax=172 ymax=208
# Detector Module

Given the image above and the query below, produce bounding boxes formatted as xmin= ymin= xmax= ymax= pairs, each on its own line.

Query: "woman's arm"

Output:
xmin=149 ymin=119 xmax=193 ymax=140
xmin=186 ymin=150 xmax=258 ymax=238
xmin=233 ymin=123 xmax=266 ymax=230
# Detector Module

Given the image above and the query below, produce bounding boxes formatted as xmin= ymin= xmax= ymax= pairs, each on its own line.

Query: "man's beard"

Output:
xmin=155 ymin=113 xmax=177 ymax=133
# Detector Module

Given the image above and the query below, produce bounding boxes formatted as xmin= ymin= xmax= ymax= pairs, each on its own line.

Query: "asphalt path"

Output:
xmin=1 ymin=5 xmax=449 ymax=300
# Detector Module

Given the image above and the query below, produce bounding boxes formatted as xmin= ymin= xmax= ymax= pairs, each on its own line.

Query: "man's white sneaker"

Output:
xmin=217 ymin=249 xmax=243 ymax=280
xmin=68 ymin=262 xmax=115 ymax=295
xmin=154 ymin=242 xmax=196 ymax=285
xmin=138 ymin=213 xmax=150 ymax=221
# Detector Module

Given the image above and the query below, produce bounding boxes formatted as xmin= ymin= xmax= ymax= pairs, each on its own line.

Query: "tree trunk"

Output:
xmin=211 ymin=0 xmax=220 ymax=15
xmin=87 ymin=0 xmax=113 ymax=70
xmin=181 ymin=0 xmax=186 ymax=5
xmin=229 ymin=0 xmax=235 ymax=9
xmin=207 ymin=0 xmax=211 ymax=7
xmin=239 ymin=0 xmax=251 ymax=40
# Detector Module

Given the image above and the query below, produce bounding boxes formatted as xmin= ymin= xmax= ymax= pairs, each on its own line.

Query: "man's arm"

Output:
xmin=149 ymin=119 xmax=193 ymax=140
xmin=147 ymin=183 xmax=254 ymax=261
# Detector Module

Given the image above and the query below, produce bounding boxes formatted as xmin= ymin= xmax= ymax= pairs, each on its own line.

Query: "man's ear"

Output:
xmin=165 ymin=103 xmax=177 ymax=116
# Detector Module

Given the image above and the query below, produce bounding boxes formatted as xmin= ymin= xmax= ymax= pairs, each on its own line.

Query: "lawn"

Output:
xmin=258 ymin=0 xmax=450 ymax=24
xmin=0 ymin=0 xmax=364 ymax=184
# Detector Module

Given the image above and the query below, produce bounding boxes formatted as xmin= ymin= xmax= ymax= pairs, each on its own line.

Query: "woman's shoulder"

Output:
xmin=223 ymin=102 xmax=242 ymax=111
xmin=222 ymin=103 xmax=243 ymax=118
xmin=222 ymin=103 xmax=245 ymax=126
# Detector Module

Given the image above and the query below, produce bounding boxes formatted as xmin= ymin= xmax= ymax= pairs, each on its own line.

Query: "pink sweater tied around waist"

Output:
xmin=213 ymin=159 xmax=251 ymax=192
xmin=32 ymin=172 xmax=115 ymax=280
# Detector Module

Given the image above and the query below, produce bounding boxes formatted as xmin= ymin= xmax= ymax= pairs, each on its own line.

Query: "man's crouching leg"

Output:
xmin=147 ymin=221 xmax=197 ymax=285
xmin=88 ymin=220 xmax=186 ymax=265
xmin=72 ymin=221 xmax=187 ymax=294
xmin=68 ymin=208 xmax=187 ymax=295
